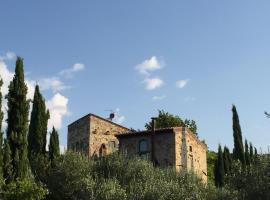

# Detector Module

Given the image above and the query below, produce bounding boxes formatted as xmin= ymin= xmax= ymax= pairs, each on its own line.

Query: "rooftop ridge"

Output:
xmin=68 ymin=113 xmax=130 ymax=131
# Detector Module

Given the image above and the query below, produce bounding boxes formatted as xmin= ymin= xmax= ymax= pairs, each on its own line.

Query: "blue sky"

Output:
xmin=1 ymin=1 xmax=270 ymax=151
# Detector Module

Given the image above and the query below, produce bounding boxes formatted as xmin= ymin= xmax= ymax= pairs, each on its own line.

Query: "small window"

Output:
xmin=138 ymin=139 xmax=149 ymax=159
xmin=189 ymin=146 xmax=192 ymax=152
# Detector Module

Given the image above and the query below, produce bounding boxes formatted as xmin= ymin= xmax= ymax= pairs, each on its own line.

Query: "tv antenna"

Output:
xmin=105 ymin=109 xmax=115 ymax=121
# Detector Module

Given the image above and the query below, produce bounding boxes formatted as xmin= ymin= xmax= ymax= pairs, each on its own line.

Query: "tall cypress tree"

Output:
xmin=244 ymin=139 xmax=250 ymax=166
xmin=249 ymin=142 xmax=254 ymax=163
xmin=232 ymin=105 xmax=245 ymax=165
xmin=3 ymin=139 xmax=13 ymax=183
xmin=6 ymin=57 xmax=30 ymax=179
xmin=0 ymin=79 xmax=4 ymax=178
xmin=223 ymin=146 xmax=231 ymax=174
xmin=215 ymin=145 xmax=225 ymax=187
xmin=49 ymin=127 xmax=60 ymax=163
xmin=28 ymin=85 xmax=50 ymax=156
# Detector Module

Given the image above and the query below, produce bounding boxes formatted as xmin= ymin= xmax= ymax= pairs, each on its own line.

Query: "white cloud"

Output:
xmin=60 ymin=63 xmax=85 ymax=78
xmin=39 ymin=77 xmax=70 ymax=93
xmin=144 ymin=78 xmax=164 ymax=90
xmin=113 ymin=108 xmax=125 ymax=124
xmin=152 ymin=95 xmax=166 ymax=101
xmin=176 ymin=79 xmax=189 ymax=89
xmin=135 ymin=56 xmax=164 ymax=76
xmin=0 ymin=61 xmax=14 ymax=95
xmin=0 ymin=51 xmax=16 ymax=61
xmin=46 ymin=93 xmax=69 ymax=130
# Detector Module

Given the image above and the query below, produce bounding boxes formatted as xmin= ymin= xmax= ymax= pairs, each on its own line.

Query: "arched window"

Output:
xmin=138 ymin=139 xmax=149 ymax=159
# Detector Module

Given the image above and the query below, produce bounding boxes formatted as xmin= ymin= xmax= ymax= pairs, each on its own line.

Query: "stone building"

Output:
xmin=67 ymin=114 xmax=207 ymax=182
xmin=116 ymin=127 xmax=207 ymax=182
xmin=67 ymin=113 xmax=130 ymax=158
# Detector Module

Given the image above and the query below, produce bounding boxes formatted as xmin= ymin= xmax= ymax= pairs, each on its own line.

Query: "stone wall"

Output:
xmin=67 ymin=114 xmax=129 ymax=158
xmin=67 ymin=115 xmax=90 ymax=155
xmin=174 ymin=127 xmax=207 ymax=183
xmin=89 ymin=115 xmax=129 ymax=158
xmin=118 ymin=132 xmax=176 ymax=168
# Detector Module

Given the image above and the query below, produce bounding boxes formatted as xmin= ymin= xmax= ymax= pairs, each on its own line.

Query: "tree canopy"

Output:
xmin=145 ymin=110 xmax=198 ymax=134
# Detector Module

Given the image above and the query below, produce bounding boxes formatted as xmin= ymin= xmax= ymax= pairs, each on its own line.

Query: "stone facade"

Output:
xmin=68 ymin=114 xmax=207 ymax=182
xmin=67 ymin=114 xmax=130 ymax=158
xmin=116 ymin=127 xmax=207 ymax=182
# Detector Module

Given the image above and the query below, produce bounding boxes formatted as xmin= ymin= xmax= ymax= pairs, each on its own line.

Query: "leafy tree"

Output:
xmin=244 ymin=139 xmax=250 ymax=166
xmin=232 ymin=105 xmax=245 ymax=165
xmin=223 ymin=146 xmax=231 ymax=174
xmin=215 ymin=145 xmax=225 ymax=187
xmin=5 ymin=57 xmax=30 ymax=179
xmin=184 ymin=119 xmax=197 ymax=135
xmin=49 ymin=127 xmax=60 ymax=163
xmin=28 ymin=85 xmax=50 ymax=156
xmin=145 ymin=110 xmax=198 ymax=135
xmin=3 ymin=140 xmax=13 ymax=183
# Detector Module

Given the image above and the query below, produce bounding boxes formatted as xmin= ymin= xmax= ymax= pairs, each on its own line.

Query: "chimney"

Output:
xmin=151 ymin=117 xmax=157 ymax=163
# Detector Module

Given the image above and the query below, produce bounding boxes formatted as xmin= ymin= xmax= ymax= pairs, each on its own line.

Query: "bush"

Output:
xmin=2 ymin=178 xmax=48 ymax=200
xmin=226 ymin=156 xmax=270 ymax=200
xmin=46 ymin=151 xmax=238 ymax=200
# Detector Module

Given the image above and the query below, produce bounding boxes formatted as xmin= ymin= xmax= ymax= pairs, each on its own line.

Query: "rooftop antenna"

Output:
xmin=105 ymin=109 xmax=115 ymax=121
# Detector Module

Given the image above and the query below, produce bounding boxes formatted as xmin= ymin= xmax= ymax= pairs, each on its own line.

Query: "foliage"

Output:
xmin=244 ymin=139 xmax=250 ymax=165
xmin=46 ymin=151 xmax=238 ymax=200
xmin=214 ymin=145 xmax=225 ymax=187
xmin=232 ymin=105 xmax=245 ymax=165
xmin=2 ymin=178 xmax=48 ymax=200
xmin=5 ymin=57 xmax=30 ymax=180
xmin=3 ymin=140 xmax=13 ymax=183
xmin=145 ymin=110 xmax=198 ymax=135
xmin=223 ymin=146 xmax=232 ymax=174
xmin=28 ymin=85 xmax=50 ymax=156
xmin=207 ymin=151 xmax=217 ymax=184
xmin=226 ymin=156 xmax=270 ymax=200
xmin=49 ymin=127 xmax=60 ymax=164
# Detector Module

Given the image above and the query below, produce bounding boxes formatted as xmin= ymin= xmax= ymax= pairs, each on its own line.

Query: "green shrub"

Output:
xmin=2 ymin=178 xmax=48 ymax=200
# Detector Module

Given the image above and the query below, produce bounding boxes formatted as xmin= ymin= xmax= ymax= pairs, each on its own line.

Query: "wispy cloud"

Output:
xmin=176 ymin=79 xmax=189 ymax=89
xmin=135 ymin=56 xmax=164 ymax=76
xmin=144 ymin=78 xmax=164 ymax=90
xmin=152 ymin=95 xmax=166 ymax=101
xmin=39 ymin=77 xmax=70 ymax=93
xmin=60 ymin=63 xmax=85 ymax=78
xmin=0 ymin=51 xmax=16 ymax=61
xmin=113 ymin=108 xmax=125 ymax=124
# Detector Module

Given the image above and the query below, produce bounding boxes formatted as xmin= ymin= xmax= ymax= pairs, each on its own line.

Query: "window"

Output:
xmin=138 ymin=139 xmax=149 ymax=159
xmin=189 ymin=146 xmax=193 ymax=152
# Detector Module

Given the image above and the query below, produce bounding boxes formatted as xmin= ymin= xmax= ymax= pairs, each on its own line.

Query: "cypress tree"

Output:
xmin=249 ymin=142 xmax=254 ymax=163
xmin=232 ymin=105 xmax=245 ymax=165
xmin=244 ymin=139 xmax=250 ymax=165
xmin=5 ymin=57 xmax=30 ymax=179
xmin=3 ymin=139 xmax=13 ymax=183
xmin=223 ymin=146 xmax=231 ymax=174
xmin=49 ymin=127 xmax=60 ymax=163
xmin=215 ymin=145 xmax=225 ymax=187
xmin=0 ymin=79 xmax=4 ymax=178
xmin=28 ymin=85 xmax=50 ymax=156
